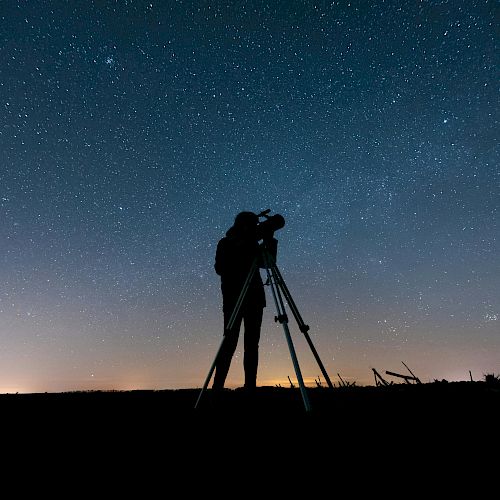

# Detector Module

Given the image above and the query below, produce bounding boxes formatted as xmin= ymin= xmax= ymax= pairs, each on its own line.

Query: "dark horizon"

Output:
xmin=3 ymin=370 xmax=498 ymax=396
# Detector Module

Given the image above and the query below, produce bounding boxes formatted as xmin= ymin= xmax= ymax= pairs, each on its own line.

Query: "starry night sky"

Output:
xmin=1 ymin=0 xmax=498 ymax=393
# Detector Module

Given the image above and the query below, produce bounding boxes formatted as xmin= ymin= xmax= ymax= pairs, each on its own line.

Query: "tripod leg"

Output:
xmin=194 ymin=336 xmax=225 ymax=409
xmin=194 ymin=257 xmax=260 ymax=409
xmin=268 ymin=255 xmax=335 ymax=390
xmin=261 ymin=251 xmax=312 ymax=412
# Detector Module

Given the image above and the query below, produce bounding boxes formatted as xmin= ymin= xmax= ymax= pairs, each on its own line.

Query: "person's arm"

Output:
xmin=214 ymin=238 xmax=229 ymax=276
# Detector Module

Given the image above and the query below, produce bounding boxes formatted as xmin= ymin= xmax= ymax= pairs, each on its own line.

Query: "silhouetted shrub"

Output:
xmin=484 ymin=373 xmax=500 ymax=386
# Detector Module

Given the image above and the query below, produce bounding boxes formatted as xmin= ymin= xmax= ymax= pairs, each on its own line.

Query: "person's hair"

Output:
xmin=234 ymin=211 xmax=258 ymax=227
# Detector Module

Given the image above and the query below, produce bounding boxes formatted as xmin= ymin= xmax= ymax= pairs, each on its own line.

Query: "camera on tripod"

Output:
xmin=256 ymin=209 xmax=285 ymax=241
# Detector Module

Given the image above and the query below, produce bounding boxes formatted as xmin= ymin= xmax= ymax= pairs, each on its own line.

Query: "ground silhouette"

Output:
xmin=3 ymin=381 xmax=497 ymax=484
xmin=2 ymin=380 xmax=498 ymax=429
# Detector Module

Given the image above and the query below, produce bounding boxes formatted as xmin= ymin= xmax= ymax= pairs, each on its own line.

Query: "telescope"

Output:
xmin=256 ymin=209 xmax=285 ymax=241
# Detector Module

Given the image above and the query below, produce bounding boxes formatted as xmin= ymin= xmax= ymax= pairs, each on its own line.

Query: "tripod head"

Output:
xmin=256 ymin=209 xmax=285 ymax=242
xmin=255 ymin=209 xmax=282 ymax=267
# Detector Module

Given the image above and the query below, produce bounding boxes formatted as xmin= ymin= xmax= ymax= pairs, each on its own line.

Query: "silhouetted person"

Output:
xmin=212 ymin=211 xmax=266 ymax=392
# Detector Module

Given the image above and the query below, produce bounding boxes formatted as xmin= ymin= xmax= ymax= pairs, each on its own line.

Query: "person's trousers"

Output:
xmin=213 ymin=303 xmax=263 ymax=390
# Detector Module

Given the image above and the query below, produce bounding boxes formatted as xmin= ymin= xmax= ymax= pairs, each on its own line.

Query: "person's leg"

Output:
xmin=213 ymin=311 xmax=243 ymax=390
xmin=243 ymin=305 xmax=263 ymax=389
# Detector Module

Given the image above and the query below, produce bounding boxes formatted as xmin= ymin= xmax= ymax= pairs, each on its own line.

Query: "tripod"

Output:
xmin=195 ymin=238 xmax=334 ymax=412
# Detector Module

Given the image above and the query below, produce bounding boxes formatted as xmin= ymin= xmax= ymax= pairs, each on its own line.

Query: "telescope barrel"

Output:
xmin=256 ymin=214 xmax=285 ymax=240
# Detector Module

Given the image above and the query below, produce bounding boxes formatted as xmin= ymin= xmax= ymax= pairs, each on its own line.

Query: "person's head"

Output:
xmin=232 ymin=211 xmax=258 ymax=237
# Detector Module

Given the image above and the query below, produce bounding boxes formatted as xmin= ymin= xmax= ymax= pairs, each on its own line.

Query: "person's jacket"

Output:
xmin=215 ymin=225 xmax=266 ymax=310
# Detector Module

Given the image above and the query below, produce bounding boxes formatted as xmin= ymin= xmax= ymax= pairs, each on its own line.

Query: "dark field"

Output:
xmin=3 ymin=382 xmax=498 ymax=486
xmin=3 ymin=381 xmax=498 ymax=432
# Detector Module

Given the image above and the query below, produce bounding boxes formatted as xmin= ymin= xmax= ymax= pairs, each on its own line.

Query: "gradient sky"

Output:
xmin=1 ymin=0 xmax=498 ymax=393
